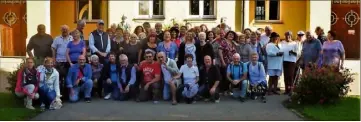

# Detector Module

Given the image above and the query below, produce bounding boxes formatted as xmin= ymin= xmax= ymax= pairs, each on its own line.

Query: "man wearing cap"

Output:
xmin=89 ymin=20 xmax=111 ymax=64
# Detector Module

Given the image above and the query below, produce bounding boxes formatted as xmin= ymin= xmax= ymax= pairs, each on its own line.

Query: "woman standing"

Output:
xmin=206 ymin=31 xmax=215 ymax=42
xmin=280 ymin=31 xmax=298 ymax=95
xmin=200 ymin=24 xmax=208 ymax=32
xmin=178 ymin=31 xmax=199 ymax=67
xmin=111 ymin=28 xmax=126 ymax=58
xmin=138 ymin=34 xmax=158 ymax=63
xmin=37 ymin=58 xmax=62 ymax=110
xmin=243 ymin=28 xmax=252 ymax=43
xmin=134 ymin=26 xmax=145 ymax=37
xmin=124 ymin=33 xmax=141 ymax=64
xmin=170 ymin=27 xmax=181 ymax=48
xmin=179 ymin=26 xmax=187 ymax=43
xmin=15 ymin=58 xmax=39 ymax=110
xmin=197 ymin=32 xmax=214 ymax=67
xmin=321 ymin=30 xmax=345 ymax=70
xmin=236 ymin=33 xmax=252 ymax=63
xmin=123 ymin=30 xmax=131 ymax=44
xmin=266 ymin=32 xmax=283 ymax=95
xmin=66 ymin=30 xmax=86 ymax=66
xmin=157 ymin=31 xmax=178 ymax=60
xmin=218 ymin=31 xmax=237 ymax=94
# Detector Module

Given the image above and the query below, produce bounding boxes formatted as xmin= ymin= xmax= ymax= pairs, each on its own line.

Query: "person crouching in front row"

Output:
xmin=173 ymin=54 xmax=199 ymax=104
xmin=37 ymin=57 xmax=62 ymax=110
xmin=248 ymin=52 xmax=267 ymax=103
xmin=102 ymin=53 xmax=121 ymax=100
xmin=227 ymin=53 xmax=248 ymax=102
xmin=66 ymin=55 xmax=93 ymax=103
xmin=198 ymin=55 xmax=221 ymax=103
xmin=136 ymin=49 xmax=161 ymax=103
xmin=118 ymin=54 xmax=137 ymax=100
xmin=15 ymin=58 xmax=39 ymax=110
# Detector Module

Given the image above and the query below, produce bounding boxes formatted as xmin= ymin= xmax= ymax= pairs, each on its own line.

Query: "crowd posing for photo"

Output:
xmin=16 ymin=19 xmax=346 ymax=110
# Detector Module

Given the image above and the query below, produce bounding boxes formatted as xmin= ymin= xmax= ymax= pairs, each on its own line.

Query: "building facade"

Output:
xmin=0 ymin=0 xmax=359 ymax=71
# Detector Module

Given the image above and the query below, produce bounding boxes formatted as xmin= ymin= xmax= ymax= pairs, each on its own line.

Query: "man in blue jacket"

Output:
xmin=66 ymin=55 xmax=93 ymax=103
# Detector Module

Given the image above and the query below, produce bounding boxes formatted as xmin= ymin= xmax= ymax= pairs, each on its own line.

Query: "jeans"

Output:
xmin=198 ymin=84 xmax=220 ymax=100
xmin=38 ymin=85 xmax=56 ymax=108
xmin=104 ymin=82 xmax=121 ymax=100
xmin=69 ymin=79 xmax=93 ymax=102
xmin=231 ymin=80 xmax=248 ymax=98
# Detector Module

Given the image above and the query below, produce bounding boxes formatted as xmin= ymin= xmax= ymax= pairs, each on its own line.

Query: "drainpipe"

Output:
xmin=242 ymin=0 xmax=245 ymax=31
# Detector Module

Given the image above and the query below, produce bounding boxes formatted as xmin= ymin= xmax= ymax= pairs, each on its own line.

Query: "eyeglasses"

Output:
xmin=145 ymin=56 xmax=153 ymax=58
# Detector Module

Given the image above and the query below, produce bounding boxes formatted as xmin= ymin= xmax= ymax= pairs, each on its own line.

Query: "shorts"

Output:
xmin=268 ymin=69 xmax=282 ymax=76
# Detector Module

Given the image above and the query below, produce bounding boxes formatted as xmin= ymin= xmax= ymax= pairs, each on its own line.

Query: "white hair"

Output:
xmin=90 ymin=55 xmax=99 ymax=61
xmin=265 ymin=26 xmax=273 ymax=30
xmin=77 ymin=20 xmax=86 ymax=26
xmin=119 ymin=54 xmax=128 ymax=60
xmin=198 ymin=32 xmax=206 ymax=37
xmin=233 ymin=53 xmax=240 ymax=58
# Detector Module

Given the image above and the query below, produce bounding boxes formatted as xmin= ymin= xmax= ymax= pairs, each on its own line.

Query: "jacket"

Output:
xmin=266 ymin=43 xmax=283 ymax=70
xmin=66 ymin=63 xmax=92 ymax=88
xmin=15 ymin=67 xmax=39 ymax=94
xmin=37 ymin=65 xmax=61 ymax=97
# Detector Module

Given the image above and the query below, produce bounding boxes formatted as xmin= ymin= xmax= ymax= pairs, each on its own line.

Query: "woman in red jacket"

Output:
xmin=15 ymin=58 xmax=40 ymax=110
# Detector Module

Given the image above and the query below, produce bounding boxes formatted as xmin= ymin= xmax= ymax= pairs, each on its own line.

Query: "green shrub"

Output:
xmin=291 ymin=63 xmax=355 ymax=105
xmin=6 ymin=59 xmax=26 ymax=94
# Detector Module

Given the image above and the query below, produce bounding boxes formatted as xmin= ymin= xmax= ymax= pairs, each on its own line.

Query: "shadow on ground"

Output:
xmin=32 ymin=95 xmax=302 ymax=120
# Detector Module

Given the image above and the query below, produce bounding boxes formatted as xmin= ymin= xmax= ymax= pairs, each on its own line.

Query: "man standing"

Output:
xmin=66 ymin=55 xmax=93 ymax=103
xmin=157 ymin=52 xmax=179 ymax=105
xmin=199 ymin=55 xmax=221 ymax=103
xmin=89 ymin=20 xmax=111 ymax=64
xmin=300 ymin=31 xmax=322 ymax=70
xmin=155 ymin=23 xmax=164 ymax=40
xmin=51 ymin=25 xmax=72 ymax=100
xmin=137 ymin=49 xmax=161 ymax=103
xmin=72 ymin=20 xmax=86 ymax=40
xmin=26 ymin=24 xmax=53 ymax=66
xmin=315 ymin=26 xmax=327 ymax=45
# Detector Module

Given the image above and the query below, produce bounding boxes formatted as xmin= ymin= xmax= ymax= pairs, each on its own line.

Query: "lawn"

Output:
xmin=287 ymin=96 xmax=360 ymax=121
xmin=0 ymin=93 xmax=41 ymax=120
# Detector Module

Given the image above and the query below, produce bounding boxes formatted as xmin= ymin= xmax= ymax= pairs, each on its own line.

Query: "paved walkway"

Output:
xmin=32 ymin=95 xmax=302 ymax=120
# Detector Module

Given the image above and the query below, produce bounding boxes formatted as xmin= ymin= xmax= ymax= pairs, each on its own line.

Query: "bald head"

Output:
xmin=61 ymin=25 xmax=70 ymax=37
xmin=78 ymin=55 xmax=86 ymax=66
xmin=157 ymin=52 xmax=167 ymax=63
xmin=77 ymin=20 xmax=86 ymax=30
xmin=37 ymin=24 xmax=46 ymax=35
xmin=305 ymin=31 xmax=314 ymax=41
xmin=265 ymin=26 xmax=273 ymax=36
xmin=233 ymin=53 xmax=241 ymax=64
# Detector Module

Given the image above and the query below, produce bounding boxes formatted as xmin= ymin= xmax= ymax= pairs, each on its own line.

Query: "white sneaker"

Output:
xmin=26 ymin=105 xmax=35 ymax=110
xmin=153 ymin=101 xmax=159 ymax=104
xmin=104 ymin=93 xmax=111 ymax=100
xmin=215 ymin=98 xmax=220 ymax=103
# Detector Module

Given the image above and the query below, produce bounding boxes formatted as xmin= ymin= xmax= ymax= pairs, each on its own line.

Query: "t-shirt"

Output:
xmin=139 ymin=61 xmax=161 ymax=83
xmin=124 ymin=43 xmax=141 ymax=64
xmin=179 ymin=65 xmax=199 ymax=84
xmin=227 ymin=63 xmax=248 ymax=80
xmin=67 ymin=41 xmax=85 ymax=62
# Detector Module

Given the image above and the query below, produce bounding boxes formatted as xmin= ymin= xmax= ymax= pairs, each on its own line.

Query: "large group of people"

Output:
xmin=15 ymin=19 xmax=346 ymax=110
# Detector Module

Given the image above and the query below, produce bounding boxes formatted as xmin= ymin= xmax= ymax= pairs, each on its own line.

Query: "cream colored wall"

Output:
xmin=307 ymin=1 xmax=331 ymax=34
xmin=26 ymin=1 xmax=51 ymax=45
xmin=108 ymin=1 xmax=236 ymax=32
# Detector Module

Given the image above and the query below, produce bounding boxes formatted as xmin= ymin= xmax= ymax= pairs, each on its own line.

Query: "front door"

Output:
xmin=0 ymin=1 xmax=27 ymax=56
xmin=331 ymin=0 xmax=360 ymax=59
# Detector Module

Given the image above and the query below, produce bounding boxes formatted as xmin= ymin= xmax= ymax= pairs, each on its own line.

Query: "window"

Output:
xmin=76 ymin=0 xmax=102 ymax=21
xmin=189 ymin=0 xmax=215 ymax=18
xmin=137 ymin=0 xmax=164 ymax=18
xmin=255 ymin=0 xmax=280 ymax=21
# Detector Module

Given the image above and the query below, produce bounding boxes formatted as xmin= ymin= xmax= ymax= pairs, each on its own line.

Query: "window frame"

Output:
xmin=254 ymin=0 xmax=281 ymax=23
xmin=187 ymin=0 xmax=217 ymax=19
xmin=135 ymin=0 xmax=165 ymax=20
xmin=75 ymin=0 xmax=102 ymax=23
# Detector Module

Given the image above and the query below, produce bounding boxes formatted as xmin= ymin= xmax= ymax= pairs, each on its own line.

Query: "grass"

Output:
xmin=0 ymin=93 xmax=41 ymax=120
xmin=286 ymin=96 xmax=360 ymax=121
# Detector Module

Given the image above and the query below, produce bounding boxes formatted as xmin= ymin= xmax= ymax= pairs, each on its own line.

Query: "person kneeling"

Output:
xmin=15 ymin=58 xmax=39 ymax=110
xmin=198 ymin=55 xmax=221 ymax=103
xmin=37 ymin=58 xmax=62 ymax=110
xmin=107 ymin=54 xmax=137 ymax=100
xmin=66 ymin=55 xmax=93 ymax=103
xmin=102 ymin=53 xmax=122 ymax=100
xmin=174 ymin=54 xmax=199 ymax=104
xmin=137 ymin=50 xmax=161 ymax=103
xmin=227 ymin=53 xmax=248 ymax=102
xmin=248 ymin=53 xmax=267 ymax=103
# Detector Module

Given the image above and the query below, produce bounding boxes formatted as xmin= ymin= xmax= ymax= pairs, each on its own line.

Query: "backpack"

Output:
xmin=229 ymin=62 xmax=245 ymax=80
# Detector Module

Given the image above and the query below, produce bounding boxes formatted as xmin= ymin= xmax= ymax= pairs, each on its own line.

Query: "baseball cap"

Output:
xmin=297 ymin=31 xmax=305 ymax=35
xmin=97 ymin=20 xmax=104 ymax=25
